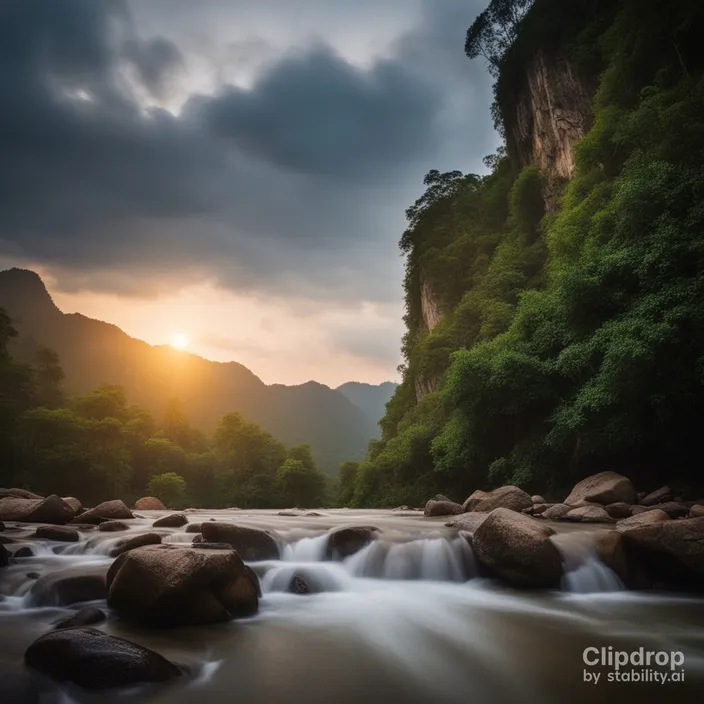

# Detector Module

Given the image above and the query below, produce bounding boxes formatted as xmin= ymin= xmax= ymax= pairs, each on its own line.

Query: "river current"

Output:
xmin=1 ymin=508 xmax=703 ymax=703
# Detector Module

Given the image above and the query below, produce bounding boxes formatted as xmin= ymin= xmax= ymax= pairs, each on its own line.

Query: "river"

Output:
xmin=1 ymin=509 xmax=703 ymax=703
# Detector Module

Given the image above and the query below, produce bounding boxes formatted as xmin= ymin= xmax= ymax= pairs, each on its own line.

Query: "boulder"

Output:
xmin=54 ymin=607 xmax=106 ymax=630
xmin=472 ymin=486 xmax=533 ymax=514
xmin=531 ymin=495 xmax=546 ymax=504
xmin=152 ymin=513 xmax=188 ymax=528
xmin=62 ymin=497 xmax=83 ymax=514
xmin=325 ymin=525 xmax=379 ymax=560
xmin=110 ymin=532 xmax=162 ymax=557
xmin=462 ymin=490 xmax=488 ymax=512
xmin=98 ymin=521 xmax=129 ymax=532
xmin=531 ymin=503 xmax=556 ymax=516
xmin=34 ymin=525 xmax=80 ymax=542
xmin=0 ymin=495 xmax=74 ymax=525
xmin=185 ymin=522 xmax=202 ymax=533
xmin=647 ymin=501 xmax=690 ymax=519
xmin=134 ymin=497 xmax=166 ymax=511
xmin=289 ymin=575 xmax=310 ymax=594
xmin=542 ymin=504 xmax=572 ymax=520
xmin=472 ymin=508 xmax=562 ymax=588
xmin=0 ymin=488 xmax=43 ymax=500
xmin=630 ymin=505 xmax=651 ymax=515
xmin=28 ymin=572 xmax=107 ymax=606
xmin=564 ymin=471 xmax=635 ymax=506
xmin=640 ymin=486 xmax=672 ymax=507
xmin=107 ymin=544 xmax=258 ymax=626
xmin=617 ymin=509 xmax=670 ymax=533
xmin=621 ymin=516 xmax=704 ymax=591
xmin=605 ymin=502 xmax=633 ymax=519
xmin=562 ymin=506 xmax=614 ymax=523
xmin=0 ymin=543 xmax=9 ymax=567
xmin=200 ymin=522 xmax=279 ymax=561
xmin=445 ymin=513 xmax=488 ymax=533
xmin=13 ymin=546 xmax=33 ymax=558
xmin=424 ymin=499 xmax=463 ymax=517
xmin=244 ymin=565 xmax=262 ymax=597
xmin=25 ymin=627 xmax=181 ymax=690
xmin=690 ymin=504 xmax=704 ymax=518
xmin=79 ymin=500 xmax=133 ymax=524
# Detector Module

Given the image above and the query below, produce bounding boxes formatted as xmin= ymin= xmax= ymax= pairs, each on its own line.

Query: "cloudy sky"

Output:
xmin=0 ymin=0 xmax=497 ymax=386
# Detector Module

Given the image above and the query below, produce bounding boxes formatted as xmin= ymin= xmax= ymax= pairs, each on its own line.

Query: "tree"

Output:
xmin=277 ymin=446 xmax=327 ymax=508
xmin=464 ymin=0 xmax=533 ymax=76
xmin=147 ymin=472 xmax=188 ymax=509
xmin=33 ymin=347 xmax=65 ymax=409
xmin=337 ymin=461 xmax=359 ymax=506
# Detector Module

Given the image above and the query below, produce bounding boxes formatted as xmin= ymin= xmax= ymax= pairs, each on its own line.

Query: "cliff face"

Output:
xmin=419 ymin=274 xmax=441 ymax=332
xmin=504 ymin=50 xmax=595 ymax=208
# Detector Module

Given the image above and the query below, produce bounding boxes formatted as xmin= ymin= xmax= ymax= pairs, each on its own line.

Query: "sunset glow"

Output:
xmin=170 ymin=332 xmax=189 ymax=350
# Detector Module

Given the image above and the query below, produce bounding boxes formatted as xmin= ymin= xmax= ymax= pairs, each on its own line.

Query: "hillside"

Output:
xmin=0 ymin=267 xmax=384 ymax=471
xmin=336 ymin=381 xmax=397 ymax=429
xmin=348 ymin=0 xmax=704 ymax=506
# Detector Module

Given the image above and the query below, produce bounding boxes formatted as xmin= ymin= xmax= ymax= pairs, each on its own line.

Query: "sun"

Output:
xmin=170 ymin=332 xmax=189 ymax=350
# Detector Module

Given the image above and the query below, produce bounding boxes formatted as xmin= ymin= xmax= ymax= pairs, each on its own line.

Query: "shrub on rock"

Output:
xmin=107 ymin=544 xmax=258 ymax=626
xmin=25 ymin=627 xmax=181 ymax=690
xmin=472 ymin=508 xmax=563 ymax=588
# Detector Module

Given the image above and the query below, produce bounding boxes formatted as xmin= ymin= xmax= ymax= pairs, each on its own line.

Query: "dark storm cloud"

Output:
xmin=0 ymin=0 xmax=495 ymax=309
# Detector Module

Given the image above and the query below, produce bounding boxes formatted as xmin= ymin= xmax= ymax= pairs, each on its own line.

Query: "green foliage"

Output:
xmin=147 ymin=472 xmax=188 ymax=509
xmin=277 ymin=445 xmax=327 ymax=508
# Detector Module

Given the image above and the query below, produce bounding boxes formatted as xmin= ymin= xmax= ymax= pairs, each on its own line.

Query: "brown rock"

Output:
xmin=326 ymin=525 xmax=378 ymax=559
xmin=25 ymin=627 xmax=181 ymax=689
xmin=472 ymin=486 xmax=533 ymax=514
xmin=532 ymin=503 xmax=556 ymax=515
xmin=605 ymin=502 xmax=633 ymax=519
xmin=0 ymin=488 xmax=43 ymax=500
xmin=54 ymin=607 xmax=106 ymax=630
xmin=110 ymin=532 xmax=162 ymax=557
xmin=640 ymin=486 xmax=673 ymax=507
xmin=289 ymin=575 xmax=310 ymax=594
xmin=424 ymin=499 xmax=463 ymax=517
xmin=34 ymin=525 xmax=80 ymax=542
xmin=462 ymin=490 xmax=488 ymax=512
xmin=445 ymin=513 xmax=489 ymax=533
xmin=152 ymin=513 xmax=188 ymax=528
xmin=648 ymin=502 xmax=690 ymax=519
xmin=690 ymin=504 xmax=704 ymax=518
xmin=134 ymin=497 xmax=167 ymax=511
xmin=617 ymin=509 xmax=670 ymax=532
xmin=562 ymin=506 xmax=614 ymax=523
xmin=564 ymin=471 xmax=636 ymax=506
xmin=0 ymin=495 xmax=75 ymax=525
xmin=542 ymin=504 xmax=572 ymax=520
xmin=630 ymin=505 xmax=651 ymax=515
xmin=62 ymin=497 xmax=83 ymax=514
xmin=472 ymin=508 xmax=562 ymax=588
xmin=107 ymin=544 xmax=258 ymax=626
xmin=201 ymin=522 xmax=279 ymax=561
xmin=98 ymin=521 xmax=129 ymax=532
xmin=79 ymin=500 xmax=133 ymax=524
xmin=185 ymin=522 xmax=202 ymax=533
xmin=531 ymin=495 xmax=546 ymax=504
xmin=28 ymin=572 xmax=107 ymax=606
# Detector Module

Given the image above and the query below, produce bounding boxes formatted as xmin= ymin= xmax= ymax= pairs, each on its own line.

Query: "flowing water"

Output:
xmin=1 ymin=509 xmax=704 ymax=703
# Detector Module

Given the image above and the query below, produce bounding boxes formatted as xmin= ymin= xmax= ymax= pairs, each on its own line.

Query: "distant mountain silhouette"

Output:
xmin=0 ymin=268 xmax=394 ymax=471
xmin=337 ymin=381 xmax=397 ymax=428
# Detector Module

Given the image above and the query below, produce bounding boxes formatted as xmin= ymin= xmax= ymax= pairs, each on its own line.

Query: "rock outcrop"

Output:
xmin=472 ymin=486 xmax=533 ymax=514
xmin=564 ymin=471 xmax=636 ymax=506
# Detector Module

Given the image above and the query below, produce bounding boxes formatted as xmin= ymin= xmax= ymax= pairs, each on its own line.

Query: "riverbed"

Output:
xmin=1 ymin=509 xmax=703 ymax=703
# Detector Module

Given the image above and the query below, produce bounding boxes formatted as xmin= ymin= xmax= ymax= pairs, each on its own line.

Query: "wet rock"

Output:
xmin=107 ymin=544 xmax=258 ymax=626
xmin=621 ymin=516 xmax=704 ymax=591
xmin=62 ymin=497 xmax=83 ymax=514
xmin=34 ymin=525 xmax=80 ymax=542
xmin=562 ymin=506 xmax=614 ymax=523
xmin=690 ymin=504 xmax=704 ymax=518
xmin=640 ymin=486 xmax=672 ymax=507
xmin=424 ymin=499 xmax=463 ymax=517
xmin=79 ymin=500 xmax=134 ymax=524
xmin=191 ymin=542 xmax=233 ymax=550
xmin=13 ymin=546 xmax=33 ymax=558
xmin=445 ymin=513 xmax=488 ymax=533
xmin=537 ymin=502 xmax=570 ymax=520
xmin=564 ymin=471 xmax=635 ymax=506
xmin=25 ymin=627 xmax=181 ymax=690
xmin=472 ymin=508 xmax=562 ymax=589
xmin=472 ymin=486 xmax=533 ymax=514
xmin=531 ymin=503 xmax=556 ymax=516
xmin=0 ymin=543 xmax=9 ymax=567
xmin=0 ymin=488 xmax=43 ymax=500
xmin=630 ymin=505 xmax=651 ymax=515
xmin=27 ymin=572 xmax=40 ymax=579
xmin=192 ymin=534 xmax=203 ymax=543
xmin=325 ymin=525 xmax=379 ymax=560
xmin=0 ymin=495 xmax=75 ymax=525
xmin=305 ymin=511 xmax=324 ymax=517
xmin=245 ymin=565 xmax=261 ymax=597
xmin=605 ymin=502 xmax=633 ymax=519
xmin=462 ymin=490 xmax=488 ymax=512
xmin=201 ymin=522 xmax=279 ymax=561
xmin=617 ymin=509 xmax=670 ymax=532
xmin=0 ymin=519 xmax=4 ymax=531
xmin=288 ymin=575 xmax=310 ymax=594
xmin=647 ymin=501 xmax=690 ymax=519
xmin=185 ymin=522 xmax=202 ymax=533
xmin=134 ymin=497 xmax=167 ymax=510
xmin=392 ymin=505 xmax=412 ymax=511
xmin=153 ymin=513 xmax=188 ymax=528
xmin=110 ymin=532 xmax=162 ymax=557
xmin=28 ymin=572 xmax=107 ymax=606
xmin=531 ymin=495 xmax=546 ymax=504
xmin=278 ymin=509 xmax=304 ymax=517
xmin=98 ymin=520 xmax=129 ymax=532
xmin=54 ymin=606 xmax=107 ymax=630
